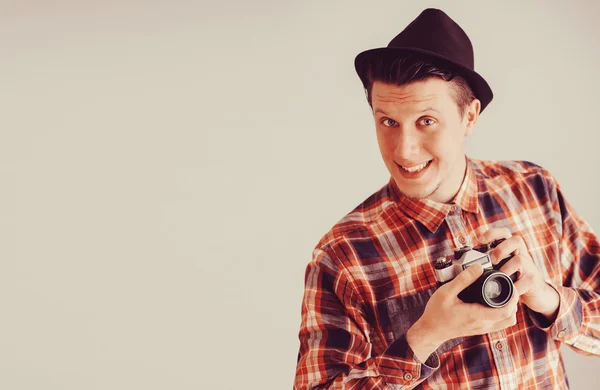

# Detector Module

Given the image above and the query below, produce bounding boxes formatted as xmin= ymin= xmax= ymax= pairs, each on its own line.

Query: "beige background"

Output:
xmin=1 ymin=0 xmax=598 ymax=389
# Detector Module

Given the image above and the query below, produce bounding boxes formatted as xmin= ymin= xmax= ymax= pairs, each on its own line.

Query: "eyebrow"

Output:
xmin=374 ymin=107 xmax=440 ymax=116
xmin=420 ymin=107 xmax=440 ymax=114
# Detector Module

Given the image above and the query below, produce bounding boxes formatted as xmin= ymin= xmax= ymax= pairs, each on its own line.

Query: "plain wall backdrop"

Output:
xmin=1 ymin=0 xmax=599 ymax=389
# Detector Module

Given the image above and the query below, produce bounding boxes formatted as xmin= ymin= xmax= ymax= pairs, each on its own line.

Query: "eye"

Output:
xmin=381 ymin=118 xmax=398 ymax=127
xmin=420 ymin=117 xmax=436 ymax=126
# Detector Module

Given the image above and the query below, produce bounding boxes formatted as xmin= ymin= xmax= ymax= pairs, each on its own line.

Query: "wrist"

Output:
xmin=531 ymin=283 xmax=560 ymax=321
xmin=406 ymin=319 xmax=444 ymax=362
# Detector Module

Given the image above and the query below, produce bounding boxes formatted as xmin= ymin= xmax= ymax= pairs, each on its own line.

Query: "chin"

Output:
xmin=394 ymin=180 xmax=440 ymax=200
xmin=405 ymin=188 xmax=438 ymax=200
xmin=391 ymin=169 xmax=440 ymax=200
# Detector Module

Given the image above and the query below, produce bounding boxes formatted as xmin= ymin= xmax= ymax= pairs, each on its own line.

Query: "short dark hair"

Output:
xmin=362 ymin=53 xmax=476 ymax=116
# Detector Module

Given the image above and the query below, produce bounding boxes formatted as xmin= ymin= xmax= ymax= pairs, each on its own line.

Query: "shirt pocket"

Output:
xmin=384 ymin=287 xmax=469 ymax=356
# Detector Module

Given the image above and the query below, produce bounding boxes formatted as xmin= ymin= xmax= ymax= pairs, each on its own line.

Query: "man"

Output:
xmin=294 ymin=8 xmax=600 ymax=390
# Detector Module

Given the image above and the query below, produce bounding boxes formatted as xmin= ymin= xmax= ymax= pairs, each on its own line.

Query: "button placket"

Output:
xmin=487 ymin=331 xmax=517 ymax=388
xmin=445 ymin=209 xmax=471 ymax=248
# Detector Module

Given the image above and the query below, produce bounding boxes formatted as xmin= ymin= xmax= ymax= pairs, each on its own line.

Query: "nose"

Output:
xmin=394 ymin=129 xmax=420 ymax=161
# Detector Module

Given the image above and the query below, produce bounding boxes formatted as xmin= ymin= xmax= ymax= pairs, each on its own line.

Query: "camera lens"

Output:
xmin=481 ymin=272 xmax=513 ymax=307
xmin=484 ymin=279 xmax=502 ymax=299
xmin=458 ymin=269 xmax=514 ymax=308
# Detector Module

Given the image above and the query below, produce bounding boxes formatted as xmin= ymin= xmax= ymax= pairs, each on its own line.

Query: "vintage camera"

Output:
xmin=434 ymin=238 xmax=518 ymax=308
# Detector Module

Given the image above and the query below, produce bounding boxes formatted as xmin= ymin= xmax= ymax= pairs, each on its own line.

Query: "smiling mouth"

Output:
xmin=398 ymin=160 xmax=432 ymax=173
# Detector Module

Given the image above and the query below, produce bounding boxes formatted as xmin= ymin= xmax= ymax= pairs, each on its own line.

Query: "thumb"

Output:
xmin=446 ymin=264 xmax=484 ymax=296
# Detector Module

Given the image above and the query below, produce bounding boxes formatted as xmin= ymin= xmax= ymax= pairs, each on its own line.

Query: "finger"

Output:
xmin=498 ymin=253 xmax=523 ymax=279
xmin=446 ymin=263 xmax=484 ymax=296
xmin=514 ymin=234 xmax=529 ymax=253
xmin=478 ymin=227 xmax=511 ymax=245
xmin=490 ymin=236 xmax=522 ymax=265
xmin=513 ymin=273 xmax=534 ymax=297
xmin=480 ymin=288 xmax=519 ymax=321
xmin=502 ymin=287 xmax=520 ymax=316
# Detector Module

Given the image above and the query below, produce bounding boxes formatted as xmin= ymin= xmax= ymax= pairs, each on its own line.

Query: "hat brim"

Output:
xmin=355 ymin=47 xmax=493 ymax=113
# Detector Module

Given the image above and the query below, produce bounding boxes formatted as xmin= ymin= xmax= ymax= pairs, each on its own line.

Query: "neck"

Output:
xmin=428 ymin=155 xmax=468 ymax=204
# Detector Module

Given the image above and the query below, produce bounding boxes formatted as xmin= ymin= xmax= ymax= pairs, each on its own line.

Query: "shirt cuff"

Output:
xmin=375 ymin=334 xmax=440 ymax=386
xmin=527 ymin=284 xmax=584 ymax=343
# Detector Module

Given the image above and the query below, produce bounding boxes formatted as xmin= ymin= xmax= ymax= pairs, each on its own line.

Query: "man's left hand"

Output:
xmin=479 ymin=227 xmax=560 ymax=322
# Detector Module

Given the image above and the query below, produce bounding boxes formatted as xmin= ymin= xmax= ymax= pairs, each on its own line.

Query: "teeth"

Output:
xmin=401 ymin=161 xmax=429 ymax=173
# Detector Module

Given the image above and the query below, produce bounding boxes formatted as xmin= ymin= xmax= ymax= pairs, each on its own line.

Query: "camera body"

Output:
xmin=434 ymin=238 xmax=518 ymax=308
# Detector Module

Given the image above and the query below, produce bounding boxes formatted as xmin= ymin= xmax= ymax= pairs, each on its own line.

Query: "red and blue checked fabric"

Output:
xmin=294 ymin=158 xmax=600 ymax=389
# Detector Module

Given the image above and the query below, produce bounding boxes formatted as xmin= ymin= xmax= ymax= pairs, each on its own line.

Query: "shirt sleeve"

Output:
xmin=294 ymin=248 xmax=440 ymax=389
xmin=526 ymin=175 xmax=600 ymax=356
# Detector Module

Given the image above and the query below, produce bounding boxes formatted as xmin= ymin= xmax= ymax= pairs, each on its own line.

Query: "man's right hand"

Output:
xmin=406 ymin=264 xmax=520 ymax=362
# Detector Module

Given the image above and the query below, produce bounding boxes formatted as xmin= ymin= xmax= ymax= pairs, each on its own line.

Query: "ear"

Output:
xmin=464 ymin=98 xmax=480 ymax=136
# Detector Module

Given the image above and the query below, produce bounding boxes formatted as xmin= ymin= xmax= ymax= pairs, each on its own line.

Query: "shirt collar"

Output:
xmin=387 ymin=157 xmax=479 ymax=233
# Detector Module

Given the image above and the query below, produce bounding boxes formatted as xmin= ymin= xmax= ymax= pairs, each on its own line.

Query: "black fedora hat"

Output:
xmin=355 ymin=8 xmax=493 ymax=112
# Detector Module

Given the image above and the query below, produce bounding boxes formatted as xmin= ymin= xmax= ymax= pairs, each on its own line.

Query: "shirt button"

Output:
xmin=451 ymin=205 xmax=460 ymax=214
xmin=557 ymin=330 xmax=566 ymax=339
xmin=459 ymin=236 xmax=467 ymax=244
xmin=404 ymin=372 xmax=413 ymax=381
xmin=495 ymin=341 xmax=504 ymax=351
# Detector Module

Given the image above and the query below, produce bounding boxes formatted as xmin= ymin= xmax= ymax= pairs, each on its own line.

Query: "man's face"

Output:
xmin=371 ymin=78 xmax=478 ymax=203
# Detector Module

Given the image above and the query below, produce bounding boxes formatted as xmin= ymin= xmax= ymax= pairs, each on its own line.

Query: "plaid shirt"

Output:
xmin=294 ymin=158 xmax=600 ymax=389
